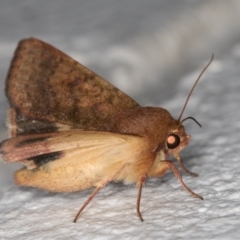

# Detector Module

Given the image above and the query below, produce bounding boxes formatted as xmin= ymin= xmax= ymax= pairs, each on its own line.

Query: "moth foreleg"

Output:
xmin=162 ymin=160 xmax=203 ymax=200
xmin=147 ymin=159 xmax=203 ymax=200
xmin=173 ymin=153 xmax=198 ymax=177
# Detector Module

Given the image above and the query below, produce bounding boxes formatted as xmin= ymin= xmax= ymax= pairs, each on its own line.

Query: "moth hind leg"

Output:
xmin=74 ymin=164 xmax=126 ymax=222
xmin=81 ymin=173 xmax=159 ymax=223
xmin=73 ymin=187 xmax=101 ymax=222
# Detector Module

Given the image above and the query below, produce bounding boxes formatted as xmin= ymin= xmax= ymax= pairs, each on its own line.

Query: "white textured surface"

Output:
xmin=1 ymin=1 xmax=240 ymax=239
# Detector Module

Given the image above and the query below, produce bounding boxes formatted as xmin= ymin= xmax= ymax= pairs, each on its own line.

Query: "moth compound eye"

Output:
xmin=167 ymin=134 xmax=180 ymax=149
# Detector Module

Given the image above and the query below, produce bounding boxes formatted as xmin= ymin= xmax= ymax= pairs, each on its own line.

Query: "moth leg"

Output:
xmin=174 ymin=153 xmax=198 ymax=177
xmin=73 ymin=187 xmax=101 ymax=223
xmin=162 ymin=160 xmax=203 ymax=200
xmin=74 ymin=165 xmax=126 ymax=222
xmin=136 ymin=175 xmax=146 ymax=222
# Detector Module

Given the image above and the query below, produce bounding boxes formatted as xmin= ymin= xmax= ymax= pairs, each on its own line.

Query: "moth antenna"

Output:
xmin=180 ymin=116 xmax=202 ymax=128
xmin=178 ymin=54 xmax=214 ymax=121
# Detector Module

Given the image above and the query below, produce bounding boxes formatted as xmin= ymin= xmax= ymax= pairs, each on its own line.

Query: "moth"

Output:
xmin=0 ymin=38 xmax=213 ymax=222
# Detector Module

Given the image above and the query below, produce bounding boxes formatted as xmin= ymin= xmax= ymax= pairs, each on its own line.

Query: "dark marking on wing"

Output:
xmin=27 ymin=151 xmax=63 ymax=167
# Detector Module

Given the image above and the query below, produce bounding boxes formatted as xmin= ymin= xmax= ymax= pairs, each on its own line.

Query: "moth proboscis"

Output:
xmin=0 ymin=38 xmax=213 ymax=222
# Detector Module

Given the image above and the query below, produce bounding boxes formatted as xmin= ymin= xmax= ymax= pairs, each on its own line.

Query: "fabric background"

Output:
xmin=0 ymin=1 xmax=240 ymax=239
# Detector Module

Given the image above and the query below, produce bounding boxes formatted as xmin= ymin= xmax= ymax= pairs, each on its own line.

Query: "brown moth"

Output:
xmin=0 ymin=38 xmax=213 ymax=222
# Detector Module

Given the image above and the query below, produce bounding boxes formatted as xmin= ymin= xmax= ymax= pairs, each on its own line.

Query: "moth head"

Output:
xmin=166 ymin=116 xmax=201 ymax=155
xmin=163 ymin=116 xmax=201 ymax=177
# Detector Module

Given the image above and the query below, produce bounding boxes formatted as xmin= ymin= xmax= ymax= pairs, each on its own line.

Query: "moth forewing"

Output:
xmin=6 ymin=38 xmax=139 ymax=131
